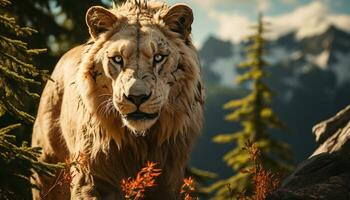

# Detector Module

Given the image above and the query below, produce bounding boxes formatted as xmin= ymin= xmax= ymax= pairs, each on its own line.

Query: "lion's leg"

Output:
xmin=31 ymin=125 xmax=70 ymax=200
xmin=31 ymin=67 xmax=69 ymax=199
xmin=31 ymin=159 xmax=70 ymax=200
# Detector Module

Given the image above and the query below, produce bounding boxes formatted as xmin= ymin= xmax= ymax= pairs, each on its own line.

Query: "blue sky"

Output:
xmin=166 ymin=0 xmax=350 ymax=46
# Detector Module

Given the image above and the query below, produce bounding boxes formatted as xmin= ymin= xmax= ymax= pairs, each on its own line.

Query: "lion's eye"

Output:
xmin=111 ymin=55 xmax=123 ymax=65
xmin=154 ymin=54 xmax=165 ymax=63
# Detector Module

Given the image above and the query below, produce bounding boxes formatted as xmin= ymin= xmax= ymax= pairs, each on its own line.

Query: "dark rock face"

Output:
xmin=268 ymin=105 xmax=350 ymax=200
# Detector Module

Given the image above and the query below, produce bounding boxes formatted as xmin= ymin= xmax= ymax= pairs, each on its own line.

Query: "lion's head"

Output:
xmin=76 ymin=1 xmax=203 ymax=146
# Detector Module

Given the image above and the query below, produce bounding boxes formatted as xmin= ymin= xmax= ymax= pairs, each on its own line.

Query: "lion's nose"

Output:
xmin=125 ymin=93 xmax=151 ymax=106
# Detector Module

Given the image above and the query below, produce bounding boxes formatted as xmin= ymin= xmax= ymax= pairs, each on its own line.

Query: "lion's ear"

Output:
xmin=163 ymin=4 xmax=193 ymax=40
xmin=86 ymin=6 xmax=117 ymax=40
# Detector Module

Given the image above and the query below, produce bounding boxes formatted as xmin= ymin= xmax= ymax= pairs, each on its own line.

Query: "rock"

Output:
xmin=313 ymin=105 xmax=350 ymax=145
xmin=312 ymin=105 xmax=350 ymax=156
xmin=267 ymin=105 xmax=350 ymax=200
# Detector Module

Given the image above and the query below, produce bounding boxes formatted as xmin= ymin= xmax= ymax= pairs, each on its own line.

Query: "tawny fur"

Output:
xmin=31 ymin=1 xmax=204 ymax=199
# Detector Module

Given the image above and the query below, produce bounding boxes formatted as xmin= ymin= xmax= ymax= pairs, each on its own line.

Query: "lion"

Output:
xmin=31 ymin=0 xmax=204 ymax=199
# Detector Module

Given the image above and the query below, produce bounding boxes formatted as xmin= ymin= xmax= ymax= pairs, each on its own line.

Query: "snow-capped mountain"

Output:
xmin=199 ymin=25 xmax=350 ymax=87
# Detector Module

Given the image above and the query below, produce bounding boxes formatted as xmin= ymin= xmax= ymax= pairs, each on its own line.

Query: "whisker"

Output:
xmin=97 ymin=98 xmax=114 ymax=117
xmin=106 ymin=100 xmax=115 ymax=117
xmin=97 ymin=99 xmax=110 ymax=113
xmin=97 ymin=93 xmax=113 ymax=99
xmin=144 ymin=101 xmax=162 ymax=107
xmin=149 ymin=96 xmax=161 ymax=102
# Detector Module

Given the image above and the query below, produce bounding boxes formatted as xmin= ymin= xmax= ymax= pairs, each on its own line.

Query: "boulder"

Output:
xmin=268 ymin=105 xmax=350 ymax=200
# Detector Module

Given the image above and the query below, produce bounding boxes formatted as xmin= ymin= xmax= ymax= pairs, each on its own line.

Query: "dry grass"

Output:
xmin=43 ymin=158 xmax=200 ymax=199
xmin=181 ymin=177 xmax=198 ymax=200
xmin=121 ymin=161 xmax=199 ymax=200
xmin=41 ymin=152 xmax=89 ymax=199
xmin=42 ymin=143 xmax=279 ymax=200
xmin=238 ymin=141 xmax=280 ymax=200
xmin=121 ymin=161 xmax=161 ymax=200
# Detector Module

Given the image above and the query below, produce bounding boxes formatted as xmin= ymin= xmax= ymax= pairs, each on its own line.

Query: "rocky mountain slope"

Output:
xmin=268 ymin=105 xmax=350 ymax=200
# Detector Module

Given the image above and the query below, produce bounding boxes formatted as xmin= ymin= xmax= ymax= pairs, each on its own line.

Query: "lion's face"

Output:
xmin=101 ymin=26 xmax=179 ymax=134
xmin=84 ymin=2 xmax=200 ymax=136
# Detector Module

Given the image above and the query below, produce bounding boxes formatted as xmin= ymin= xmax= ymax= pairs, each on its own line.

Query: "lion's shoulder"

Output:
xmin=60 ymin=44 xmax=85 ymax=70
xmin=53 ymin=44 xmax=87 ymax=85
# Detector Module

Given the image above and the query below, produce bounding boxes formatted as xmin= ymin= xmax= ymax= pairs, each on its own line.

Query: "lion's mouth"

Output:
xmin=125 ymin=110 xmax=159 ymax=121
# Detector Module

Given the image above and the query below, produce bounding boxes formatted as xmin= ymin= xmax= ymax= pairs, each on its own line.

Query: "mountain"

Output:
xmin=189 ymin=26 xmax=350 ymax=180
xmin=199 ymin=36 xmax=233 ymax=84
xmin=272 ymin=25 xmax=350 ymax=84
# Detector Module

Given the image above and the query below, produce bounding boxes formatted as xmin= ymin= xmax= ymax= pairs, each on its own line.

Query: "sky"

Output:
xmin=166 ymin=0 xmax=350 ymax=47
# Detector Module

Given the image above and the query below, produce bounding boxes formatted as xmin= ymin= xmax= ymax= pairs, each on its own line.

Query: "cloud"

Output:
xmin=191 ymin=0 xmax=270 ymax=11
xmin=191 ymin=0 xmax=250 ymax=7
xmin=208 ymin=1 xmax=350 ymax=43
xmin=258 ymin=0 xmax=270 ymax=12
xmin=190 ymin=0 xmax=271 ymax=42
xmin=208 ymin=11 xmax=253 ymax=43
xmin=329 ymin=14 xmax=350 ymax=32
xmin=267 ymin=1 xmax=350 ymax=39
xmin=267 ymin=1 xmax=328 ymax=39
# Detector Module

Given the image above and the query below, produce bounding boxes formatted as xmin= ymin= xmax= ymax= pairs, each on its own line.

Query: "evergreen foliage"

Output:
xmin=0 ymin=0 xmax=61 ymax=199
xmin=0 ymin=124 xmax=60 ymax=200
xmin=7 ymin=0 xmax=104 ymax=69
xmin=208 ymin=14 xmax=294 ymax=199
xmin=0 ymin=0 xmax=47 ymax=123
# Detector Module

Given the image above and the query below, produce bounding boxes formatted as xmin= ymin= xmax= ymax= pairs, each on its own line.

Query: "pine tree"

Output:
xmin=208 ymin=14 xmax=293 ymax=199
xmin=0 ymin=0 xmax=61 ymax=199
xmin=7 ymin=0 xmax=104 ymax=70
